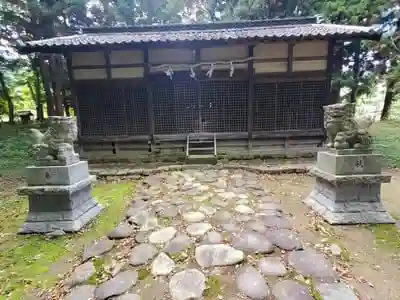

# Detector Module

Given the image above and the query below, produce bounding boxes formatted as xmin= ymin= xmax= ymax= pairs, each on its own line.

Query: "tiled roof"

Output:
xmin=20 ymin=18 xmax=379 ymax=53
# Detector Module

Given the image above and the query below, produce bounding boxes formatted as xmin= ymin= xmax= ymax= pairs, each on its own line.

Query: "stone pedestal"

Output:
xmin=304 ymin=149 xmax=395 ymax=224
xmin=19 ymin=117 xmax=102 ymax=234
xmin=18 ymin=161 xmax=102 ymax=233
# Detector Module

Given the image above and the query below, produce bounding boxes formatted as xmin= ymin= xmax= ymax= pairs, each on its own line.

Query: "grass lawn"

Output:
xmin=0 ymin=119 xmax=399 ymax=299
xmin=370 ymin=120 xmax=400 ymax=168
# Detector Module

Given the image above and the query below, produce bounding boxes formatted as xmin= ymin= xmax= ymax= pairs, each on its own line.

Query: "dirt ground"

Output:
xmin=265 ymin=171 xmax=400 ymax=300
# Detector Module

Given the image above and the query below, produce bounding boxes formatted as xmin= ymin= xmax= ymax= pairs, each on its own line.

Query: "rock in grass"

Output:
xmin=65 ymin=261 xmax=96 ymax=287
xmin=94 ymin=270 xmax=138 ymax=300
xmin=236 ymin=265 xmax=270 ymax=299
xmin=82 ymin=238 xmax=115 ymax=261
xmin=65 ymin=285 xmax=96 ymax=300
xmin=257 ymin=257 xmax=287 ymax=277
xmin=231 ymin=231 xmax=274 ymax=254
xmin=115 ymin=294 xmax=141 ymax=300
xmin=272 ymin=280 xmax=313 ymax=300
xmin=149 ymin=227 xmax=177 ymax=244
xmin=130 ymin=243 xmax=158 ymax=266
xmin=316 ymin=282 xmax=358 ymax=300
xmin=169 ymin=269 xmax=206 ymax=300
xmin=287 ymin=249 xmax=337 ymax=282
xmin=151 ymin=253 xmax=176 ymax=276
xmin=195 ymin=244 xmax=244 ymax=267
xmin=108 ymin=222 xmax=134 ymax=239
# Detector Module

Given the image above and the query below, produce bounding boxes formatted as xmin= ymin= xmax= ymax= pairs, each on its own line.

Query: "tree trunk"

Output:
xmin=0 ymin=71 xmax=14 ymax=124
xmin=39 ymin=56 xmax=56 ymax=116
xmin=381 ymin=79 xmax=395 ymax=120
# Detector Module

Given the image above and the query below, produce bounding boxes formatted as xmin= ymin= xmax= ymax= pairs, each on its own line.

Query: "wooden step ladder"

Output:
xmin=186 ymin=133 xmax=217 ymax=164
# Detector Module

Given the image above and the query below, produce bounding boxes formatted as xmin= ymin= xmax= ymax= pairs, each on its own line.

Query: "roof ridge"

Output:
xmin=81 ymin=17 xmax=317 ymax=34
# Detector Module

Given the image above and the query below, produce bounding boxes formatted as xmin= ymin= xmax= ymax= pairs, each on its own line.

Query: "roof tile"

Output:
xmin=21 ymin=23 xmax=378 ymax=51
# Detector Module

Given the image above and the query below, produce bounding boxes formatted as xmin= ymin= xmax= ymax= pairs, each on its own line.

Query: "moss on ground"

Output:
xmin=203 ymin=275 xmax=223 ymax=299
xmin=0 ymin=182 xmax=135 ymax=300
xmin=137 ymin=267 xmax=151 ymax=280
xmin=367 ymin=223 xmax=400 ymax=252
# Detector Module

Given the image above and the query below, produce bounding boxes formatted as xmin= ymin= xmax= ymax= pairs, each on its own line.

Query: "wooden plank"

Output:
xmin=248 ymin=45 xmax=255 ymax=152
xmin=80 ymin=135 xmax=149 ymax=142
xmin=252 ymin=129 xmax=324 ymax=138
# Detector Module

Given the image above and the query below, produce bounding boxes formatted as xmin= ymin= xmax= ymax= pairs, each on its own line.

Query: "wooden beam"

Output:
xmin=248 ymin=45 xmax=255 ymax=152
xmin=70 ymin=55 xmax=328 ymax=71
xmin=144 ymin=47 xmax=155 ymax=144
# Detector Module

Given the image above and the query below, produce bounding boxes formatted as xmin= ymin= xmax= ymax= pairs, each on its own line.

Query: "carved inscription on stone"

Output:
xmin=354 ymin=157 xmax=364 ymax=173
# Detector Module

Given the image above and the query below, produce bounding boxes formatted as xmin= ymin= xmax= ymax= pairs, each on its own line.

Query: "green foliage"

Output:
xmin=0 ymin=124 xmax=36 ymax=176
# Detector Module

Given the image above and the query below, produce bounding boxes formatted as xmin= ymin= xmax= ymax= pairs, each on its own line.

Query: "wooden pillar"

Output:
xmin=104 ymin=48 xmax=112 ymax=80
xmin=144 ymin=47 xmax=155 ymax=145
xmin=330 ymin=40 xmax=344 ymax=104
xmin=65 ymin=51 xmax=83 ymax=153
xmin=195 ymin=47 xmax=202 ymax=132
xmin=326 ymin=39 xmax=335 ymax=105
xmin=287 ymin=41 xmax=294 ymax=73
xmin=350 ymin=39 xmax=361 ymax=105
xmin=247 ymin=45 xmax=255 ymax=153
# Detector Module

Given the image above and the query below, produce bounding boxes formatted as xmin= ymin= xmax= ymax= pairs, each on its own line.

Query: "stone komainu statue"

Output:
xmin=323 ymin=103 xmax=373 ymax=149
xmin=29 ymin=116 xmax=79 ymax=166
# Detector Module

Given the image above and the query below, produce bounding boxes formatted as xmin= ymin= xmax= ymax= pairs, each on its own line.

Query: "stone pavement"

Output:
xmin=63 ymin=168 xmax=360 ymax=300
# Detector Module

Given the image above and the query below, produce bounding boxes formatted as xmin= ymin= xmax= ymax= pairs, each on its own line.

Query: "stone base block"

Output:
xmin=304 ymin=195 xmax=395 ymax=224
xmin=19 ymin=198 xmax=103 ymax=233
xmin=316 ymin=150 xmax=382 ymax=175
xmin=25 ymin=161 xmax=90 ymax=186
xmin=18 ymin=175 xmax=101 ymax=234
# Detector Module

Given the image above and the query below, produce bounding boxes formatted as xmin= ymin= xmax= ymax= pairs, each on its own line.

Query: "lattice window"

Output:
xmin=102 ymin=85 xmax=127 ymax=136
xmin=153 ymin=81 xmax=198 ymax=134
xmin=125 ymin=85 xmax=148 ymax=136
xmin=276 ymin=81 xmax=301 ymax=131
xmin=153 ymin=82 xmax=175 ymax=134
xmin=76 ymin=82 xmax=106 ymax=136
xmin=299 ymin=81 xmax=327 ymax=129
xmin=253 ymin=79 xmax=328 ymax=132
xmin=253 ymin=82 xmax=278 ymax=131
xmin=200 ymin=81 xmax=248 ymax=132
xmin=174 ymin=81 xmax=199 ymax=134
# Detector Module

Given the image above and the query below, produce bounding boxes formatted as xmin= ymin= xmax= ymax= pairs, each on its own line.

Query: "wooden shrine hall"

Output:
xmin=20 ymin=16 xmax=380 ymax=162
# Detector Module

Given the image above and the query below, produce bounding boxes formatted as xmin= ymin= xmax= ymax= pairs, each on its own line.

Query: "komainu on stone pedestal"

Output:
xmin=18 ymin=117 xmax=102 ymax=234
xmin=304 ymin=103 xmax=394 ymax=225
xmin=324 ymin=103 xmax=373 ymax=149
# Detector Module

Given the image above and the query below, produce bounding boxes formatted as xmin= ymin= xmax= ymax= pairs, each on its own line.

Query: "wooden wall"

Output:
xmin=70 ymin=39 xmax=330 ymax=161
xmin=70 ymin=40 xmax=329 ymax=80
